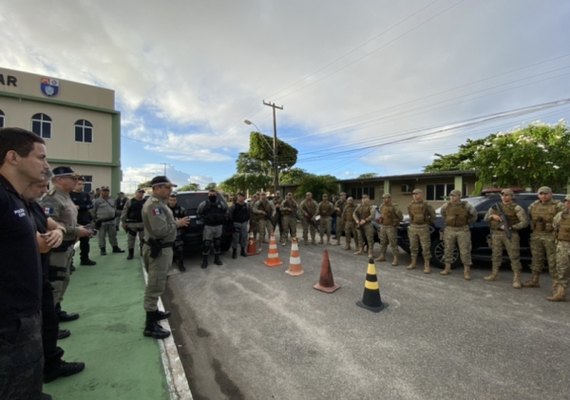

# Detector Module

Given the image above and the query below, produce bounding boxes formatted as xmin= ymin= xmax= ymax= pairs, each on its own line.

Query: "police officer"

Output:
xmin=70 ymin=176 xmax=96 ymax=266
xmin=341 ymin=196 xmax=358 ymax=251
xmin=197 ymin=189 xmax=228 ymax=268
xmin=253 ymin=192 xmax=275 ymax=245
xmin=93 ymin=186 xmax=124 ymax=255
xmin=334 ymin=192 xmax=347 ymax=246
xmin=317 ymin=193 xmax=335 ymax=245
xmin=300 ymin=192 xmax=318 ymax=245
xmin=280 ymin=192 xmax=299 ymax=246
xmin=550 ymin=194 xmax=570 ymax=301
xmin=483 ymin=188 xmax=529 ymax=288
xmin=272 ymin=190 xmax=284 ymax=245
xmin=41 ymin=166 xmax=92 ymax=322
xmin=142 ymin=176 xmax=189 ymax=339
xmin=524 ymin=186 xmax=564 ymax=289
xmin=375 ymin=193 xmax=404 ymax=266
xmin=353 ymin=194 xmax=377 ymax=258
xmin=229 ymin=192 xmax=250 ymax=257
xmin=440 ymin=189 xmax=477 ymax=279
xmin=121 ymin=188 xmax=146 ymax=260
xmin=167 ymin=193 xmax=187 ymax=271
xmin=406 ymin=189 xmax=436 ymax=273
xmin=0 ymin=127 xmax=50 ymax=399
xmin=115 ymin=191 xmax=127 ymax=231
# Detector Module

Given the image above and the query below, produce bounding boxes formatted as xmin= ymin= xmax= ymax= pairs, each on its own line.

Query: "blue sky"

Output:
xmin=2 ymin=0 xmax=570 ymax=193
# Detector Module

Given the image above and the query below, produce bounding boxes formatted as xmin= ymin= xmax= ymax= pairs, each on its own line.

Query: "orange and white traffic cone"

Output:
xmin=356 ymin=258 xmax=386 ymax=312
xmin=264 ymin=234 xmax=283 ymax=267
xmin=246 ymin=231 xmax=260 ymax=256
xmin=285 ymin=238 xmax=303 ymax=276
xmin=313 ymin=249 xmax=340 ymax=293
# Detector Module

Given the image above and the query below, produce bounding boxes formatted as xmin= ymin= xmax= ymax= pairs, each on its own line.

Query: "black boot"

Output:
xmin=214 ymin=254 xmax=223 ymax=265
xmin=100 ymin=247 xmax=106 ymax=256
xmin=201 ymin=255 xmax=208 ymax=269
xmin=80 ymin=258 xmax=96 ymax=266
xmin=232 ymin=248 xmax=237 ymax=259
xmin=112 ymin=246 xmax=125 ymax=253
xmin=240 ymin=246 xmax=247 ymax=257
xmin=127 ymin=249 xmax=134 ymax=260
xmin=143 ymin=311 xmax=170 ymax=339
xmin=156 ymin=310 xmax=171 ymax=320
xmin=177 ymin=259 xmax=186 ymax=272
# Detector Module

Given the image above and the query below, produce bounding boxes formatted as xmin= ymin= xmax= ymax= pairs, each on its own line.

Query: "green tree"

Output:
xmin=219 ymin=173 xmax=271 ymax=195
xmin=178 ymin=182 xmax=200 ymax=191
xmin=472 ymin=122 xmax=570 ymax=190
xmin=205 ymin=182 xmax=217 ymax=190
xmin=236 ymin=152 xmax=270 ymax=174
xmin=356 ymin=172 xmax=378 ymax=179
xmin=295 ymin=175 xmax=338 ymax=200
xmin=248 ymin=132 xmax=298 ymax=171
xmin=280 ymin=168 xmax=311 ymax=184
xmin=423 ymin=137 xmax=488 ymax=172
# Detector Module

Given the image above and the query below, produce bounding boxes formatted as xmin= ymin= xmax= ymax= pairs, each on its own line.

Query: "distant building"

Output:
xmin=0 ymin=67 xmax=121 ymax=194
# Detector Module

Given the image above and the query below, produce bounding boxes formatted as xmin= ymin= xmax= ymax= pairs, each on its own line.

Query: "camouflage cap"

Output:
xmin=500 ymin=188 xmax=514 ymax=196
xmin=538 ymin=186 xmax=552 ymax=194
xmin=412 ymin=189 xmax=422 ymax=194
xmin=382 ymin=193 xmax=391 ymax=198
xmin=449 ymin=189 xmax=462 ymax=197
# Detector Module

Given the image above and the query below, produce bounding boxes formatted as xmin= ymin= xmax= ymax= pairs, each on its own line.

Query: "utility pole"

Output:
xmin=263 ymin=100 xmax=283 ymax=194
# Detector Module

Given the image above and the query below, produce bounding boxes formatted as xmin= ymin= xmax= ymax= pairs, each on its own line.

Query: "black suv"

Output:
xmin=174 ymin=191 xmax=233 ymax=253
xmin=396 ymin=192 xmax=566 ymax=268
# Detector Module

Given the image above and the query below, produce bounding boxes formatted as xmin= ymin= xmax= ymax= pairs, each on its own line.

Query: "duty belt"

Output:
xmin=52 ymin=240 xmax=75 ymax=252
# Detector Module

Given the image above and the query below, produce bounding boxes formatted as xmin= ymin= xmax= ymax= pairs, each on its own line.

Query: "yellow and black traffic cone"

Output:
xmin=356 ymin=258 xmax=386 ymax=312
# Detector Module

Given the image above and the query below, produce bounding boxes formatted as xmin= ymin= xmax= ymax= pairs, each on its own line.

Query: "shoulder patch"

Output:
xmin=44 ymin=207 xmax=55 ymax=216
xmin=152 ymin=207 xmax=162 ymax=216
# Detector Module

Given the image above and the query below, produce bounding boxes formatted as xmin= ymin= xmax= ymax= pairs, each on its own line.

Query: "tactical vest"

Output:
xmin=202 ymin=201 xmax=226 ymax=225
xmin=319 ymin=201 xmax=334 ymax=217
xmin=445 ymin=202 xmax=469 ymax=227
xmin=301 ymin=200 xmax=317 ymax=216
xmin=127 ymin=198 xmax=145 ymax=222
xmin=356 ymin=204 xmax=372 ymax=220
xmin=258 ymin=200 xmax=273 ymax=219
xmin=281 ymin=199 xmax=297 ymax=215
xmin=380 ymin=204 xmax=399 ymax=226
xmin=489 ymin=203 xmax=520 ymax=230
xmin=531 ymin=201 xmax=558 ymax=233
xmin=409 ymin=202 xmax=429 ymax=225
xmin=231 ymin=203 xmax=250 ymax=223
xmin=343 ymin=204 xmax=357 ymax=223
xmin=557 ymin=212 xmax=570 ymax=241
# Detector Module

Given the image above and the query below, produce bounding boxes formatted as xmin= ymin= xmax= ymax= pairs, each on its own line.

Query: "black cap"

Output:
xmin=52 ymin=166 xmax=76 ymax=177
xmin=136 ymin=188 xmax=145 ymax=193
xmin=169 ymin=193 xmax=177 ymax=198
xmin=150 ymin=176 xmax=177 ymax=187
xmin=101 ymin=186 xmax=110 ymax=191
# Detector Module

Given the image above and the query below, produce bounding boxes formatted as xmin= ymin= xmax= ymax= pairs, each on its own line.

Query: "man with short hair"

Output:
xmin=300 ymin=192 xmax=318 ymax=245
xmin=122 ymin=189 xmax=146 ymax=260
xmin=353 ymin=194 xmax=377 ymax=258
xmin=272 ymin=190 xmax=284 ymax=244
xmin=70 ymin=176 xmax=96 ymax=266
xmin=483 ymin=188 xmax=529 ymax=288
xmin=549 ymin=194 xmax=570 ymax=301
xmin=253 ymin=192 xmax=275 ymax=245
xmin=229 ymin=192 xmax=250 ymax=257
xmin=142 ymin=176 xmax=189 ymax=339
xmin=0 ymin=127 xmax=51 ymax=399
xmin=440 ymin=190 xmax=477 ymax=279
xmin=375 ymin=193 xmax=404 ymax=266
xmin=317 ymin=193 xmax=335 ymax=245
xmin=524 ymin=186 xmax=564 ymax=288
xmin=197 ymin=189 xmax=228 ymax=268
xmin=280 ymin=192 xmax=298 ymax=245
xmin=406 ymin=189 xmax=436 ymax=273
xmin=93 ymin=186 xmax=124 ymax=255
xmin=334 ymin=192 xmax=347 ymax=246
xmin=341 ymin=196 xmax=358 ymax=251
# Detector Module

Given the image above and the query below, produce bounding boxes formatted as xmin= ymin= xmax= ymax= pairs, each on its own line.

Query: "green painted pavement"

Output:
xmin=44 ymin=233 xmax=170 ymax=400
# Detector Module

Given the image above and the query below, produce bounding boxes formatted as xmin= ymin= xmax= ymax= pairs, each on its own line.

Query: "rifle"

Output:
xmin=493 ymin=203 xmax=512 ymax=240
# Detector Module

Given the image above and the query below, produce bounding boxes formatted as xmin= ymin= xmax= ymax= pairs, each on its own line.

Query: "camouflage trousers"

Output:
xmin=143 ymin=244 xmax=173 ymax=312
xmin=258 ymin=218 xmax=274 ymax=243
xmin=281 ymin=215 xmax=297 ymax=242
xmin=408 ymin=224 xmax=431 ymax=260
xmin=357 ymin=223 xmax=374 ymax=252
xmin=530 ymin=232 xmax=557 ymax=277
xmin=444 ymin=226 xmax=472 ymax=265
xmin=379 ymin=225 xmax=398 ymax=257
xmin=301 ymin=218 xmax=317 ymax=243
xmin=0 ymin=313 xmax=43 ymax=400
xmin=555 ymin=240 xmax=570 ymax=288
xmin=319 ymin=216 xmax=332 ymax=241
xmin=343 ymin=221 xmax=358 ymax=248
xmin=491 ymin=230 xmax=522 ymax=272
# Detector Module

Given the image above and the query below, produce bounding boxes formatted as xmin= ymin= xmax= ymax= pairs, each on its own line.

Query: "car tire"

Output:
xmin=430 ymin=238 xmax=460 ymax=269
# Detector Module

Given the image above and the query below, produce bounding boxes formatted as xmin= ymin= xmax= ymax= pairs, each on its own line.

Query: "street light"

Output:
xmin=244 ymin=119 xmax=278 ymax=194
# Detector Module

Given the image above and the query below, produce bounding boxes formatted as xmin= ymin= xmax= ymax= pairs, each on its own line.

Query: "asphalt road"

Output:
xmin=164 ymin=240 xmax=570 ymax=400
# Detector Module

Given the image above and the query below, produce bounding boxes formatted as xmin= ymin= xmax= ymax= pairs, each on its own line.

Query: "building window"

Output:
xmin=74 ymin=119 xmax=93 ymax=143
xmin=31 ymin=113 xmax=52 ymax=139
xmin=82 ymin=175 xmax=93 ymax=193
xmin=0 ymin=110 xmax=4 ymax=128
xmin=426 ymin=183 xmax=454 ymax=201
xmin=350 ymin=186 xmax=375 ymax=201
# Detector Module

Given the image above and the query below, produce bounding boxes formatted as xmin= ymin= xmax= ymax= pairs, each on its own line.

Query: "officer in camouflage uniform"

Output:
xmin=300 ymin=192 xmax=318 ymax=245
xmin=375 ymin=193 xmax=403 ymax=266
xmin=406 ymin=189 xmax=436 ymax=273
xmin=142 ymin=176 xmax=189 ymax=339
xmin=353 ymin=194 xmax=376 ymax=258
xmin=253 ymin=192 xmax=275 ymax=245
xmin=333 ymin=192 xmax=347 ymax=245
xmin=280 ymin=192 xmax=298 ymax=245
xmin=167 ymin=193 xmax=187 ymax=271
xmin=549 ymin=195 xmax=570 ymax=301
xmin=440 ymin=189 xmax=477 ymax=279
xmin=523 ymin=186 xmax=564 ymax=289
xmin=341 ymin=196 xmax=358 ymax=251
xmin=272 ymin=190 xmax=284 ymax=245
xmin=483 ymin=188 xmax=529 ymax=288
xmin=93 ymin=186 xmax=124 ymax=255
xmin=121 ymin=188 xmax=146 ymax=260
xmin=317 ymin=193 xmax=335 ymax=245
xmin=41 ymin=166 xmax=92 ymax=320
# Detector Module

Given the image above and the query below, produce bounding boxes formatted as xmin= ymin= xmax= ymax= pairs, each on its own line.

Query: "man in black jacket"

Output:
xmin=229 ymin=192 xmax=250 ymax=258
xmin=70 ymin=176 xmax=96 ymax=265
